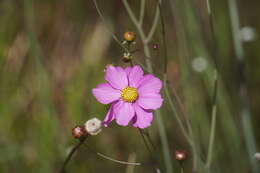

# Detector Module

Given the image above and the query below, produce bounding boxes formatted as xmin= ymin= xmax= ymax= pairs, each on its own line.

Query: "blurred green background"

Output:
xmin=0 ymin=0 xmax=260 ymax=172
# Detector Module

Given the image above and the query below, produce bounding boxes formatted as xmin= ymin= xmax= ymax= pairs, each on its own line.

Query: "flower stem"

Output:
xmin=84 ymin=143 xmax=141 ymax=166
xmin=122 ymin=1 xmax=173 ymax=172
xmin=228 ymin=0 xmax=259 ymax=172
xmin=139 ymin=0 xmax=146 ymax=26
xmin=59 ymin=136 xmax=88 ymax=173
xmin=93 ymin=0 xmax=129 ymax=54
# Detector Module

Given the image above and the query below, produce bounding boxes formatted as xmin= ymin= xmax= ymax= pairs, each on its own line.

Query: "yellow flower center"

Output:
xmin=121 ymin=87 xmax=138 ymax=102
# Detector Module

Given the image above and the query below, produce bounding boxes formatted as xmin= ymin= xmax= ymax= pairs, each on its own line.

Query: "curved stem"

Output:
xmin=146 ymin=0 xmax=161 ymax=43
xmin=93 ymin=0 xmax=129 ymax=53
xmin=84 ymin=143 xmax=141 ymax=166
xmin=59 ymin=136 xmax=88 ymax=173
xmin=139 ymin=0 xmax=146 ymax=26
xmin=163 ymin=75 xmax=193 ymax=145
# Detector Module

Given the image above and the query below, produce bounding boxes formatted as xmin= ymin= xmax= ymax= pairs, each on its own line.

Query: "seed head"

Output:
xmin=254 ymin=152 xmax=260 ymax=161
xmin=85 ymin=118 xmax=102 ymax=135
xmin=124 ymin=31 xmax=136 ymax=42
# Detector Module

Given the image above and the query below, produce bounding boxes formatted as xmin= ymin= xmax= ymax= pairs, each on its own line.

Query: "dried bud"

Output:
xmin=175 ymin=150 xmax=187 ymax=161
xmin=85 ymin=118 xmax=102 ymax=135
xmin=72 ymin=125 xmax=87 ymax=139
xmin=122 ymin=52 xmax=132 ymax=63
xmin=124 ymin=31 xmax=136 ymax=42
xmin=152 ymin=43 xmax=159 ymax=50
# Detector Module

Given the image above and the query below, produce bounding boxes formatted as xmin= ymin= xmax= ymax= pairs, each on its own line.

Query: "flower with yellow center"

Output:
xmin=92 ymin=65 xmax=163 ymax=129
xmin=121 ymin=87 xmax=138 ymax=102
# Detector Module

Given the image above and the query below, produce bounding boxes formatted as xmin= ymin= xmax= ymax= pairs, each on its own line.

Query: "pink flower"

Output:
xmin=92 ymin=65 xmax=163 ymax=129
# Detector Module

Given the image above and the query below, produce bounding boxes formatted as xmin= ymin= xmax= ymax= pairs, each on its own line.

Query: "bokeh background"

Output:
xmin=0 ymin=0 xmax=260 ymax=172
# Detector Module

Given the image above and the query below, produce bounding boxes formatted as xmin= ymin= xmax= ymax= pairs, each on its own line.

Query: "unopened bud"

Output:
xmin=152 ymin=43 xmax=159 ymax=50
xmin=175 ymin=150 xmax=187 ymax=161
xmin=122 ymin=52 xmax=132 ymax=63
xmin=85 ymin=118 xmax=102 ymax=135
xmin=124 ymin=31 xmax=136 ymax=42
xmin=72 ymin=125 xmax=87 ymax=139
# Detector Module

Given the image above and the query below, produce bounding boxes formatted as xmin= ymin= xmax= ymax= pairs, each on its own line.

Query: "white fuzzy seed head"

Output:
xmin=254 ymin=152 xmax=260 ymax=161
xmin=85 ymin=118 xmax=102 ymax=135
xmin=192 ymin=57 xmax=208 ymax=73
xmin=240 ymin=26 xmax=257 ymax=42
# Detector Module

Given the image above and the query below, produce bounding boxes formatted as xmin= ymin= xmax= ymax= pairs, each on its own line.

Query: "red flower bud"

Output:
xmin=72 ymin=125 xmax=87 ymax=139
xmin=152 ymin=43 xmax=159 ymax=50
xmin=175 ymin=149 xmax=187 ymax=161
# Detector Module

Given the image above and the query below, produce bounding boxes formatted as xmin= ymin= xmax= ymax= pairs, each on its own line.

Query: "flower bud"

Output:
xmin=84 ymin=118 xmax=102 ymax=135
xmin=122 ymin=52 xmax=132 ymax=63
xmin=72 ymin=125 xmax=87 ymax=139
xmin=124 ymin=31 xmax=136 ymax=42
xmin=175 ymin=149 xmax=187 ymax=161
xmin=152 ymin=43 xmax=159 ymax=50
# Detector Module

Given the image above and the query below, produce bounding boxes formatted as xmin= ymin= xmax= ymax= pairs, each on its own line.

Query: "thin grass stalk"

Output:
xmin=205 ymin=0 xmax=219 ymax=169
xmin=167 ymin=0 xmax=205 ymax=171
xmin=228 ymin=0 xmax=259 ymax=172
xmin=60 ymin=137 xmax=88 ymax=173
xmin=93 ymin=0 xmax=129 ymax=54
xmin=158 ymin=0 xmax=195 ymax=149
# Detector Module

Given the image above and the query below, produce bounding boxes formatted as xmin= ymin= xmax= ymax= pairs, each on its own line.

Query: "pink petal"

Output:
xmin=125 ymin=67 xmax=132 ymax=76
xmin=92 ymin=83 xmax=120 ymax=104
xmin=132 ymin=103 xmax=153 ymax=128
xmin=137 ymin=93 xmax=163 ymax=110
xmin=137 ymin=74 xmax=162 ymax=94
xmin=102 ymin=105 xmax=115 ymax=127
xmin=128 ymin=65 xmax=144 ymax=88
xmin=105 ymin=66 xmax=128 ymax=89
xmin=114 ymin=101 xmax=135 ymax=126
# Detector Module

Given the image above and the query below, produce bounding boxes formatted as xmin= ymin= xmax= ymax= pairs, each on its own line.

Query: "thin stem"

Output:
xmin=60 ymin=136 xmax=88 ymax=173
xmin=139 ymin=0 xmax=146 ymax=26
xmin=123 ymin=1 xmax=173 ymax=172
xmin=163 ymin=75 xmax=192 ymax=145
xmin=228 ymin=0 xmax=259 ymax=172
xmin=205 ymin=89 xmax=217 ymax=168
xmin=93 ymin=0 xmax=129 ymax=53
xmin=138 ymin=129 xmax=154 ymax=158
xmin=122 ymin=0 xmax=146 ymax=42
xmin=158 ymin=0 xmax=168 ymax=74
xmin=181 ymin=165 xmax=184 ymax=173
xmin=142 ymin=129 xmax=156 ymax=150
xmin=205 ymin=0 xmax=219 ymax=169
xmin=146 ymin=0 xmax=161 ymax=43
xmin=159 ymin=1 xmax=203 ymax=170
xmin=84 ymin=143 xmax=141 ymax=166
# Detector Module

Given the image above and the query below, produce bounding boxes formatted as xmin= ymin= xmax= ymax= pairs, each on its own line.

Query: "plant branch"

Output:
xmin=139 ymin=0 xmax=146 ymax=26
xmin=93 ymin=0 xmax=129 ymax=53
xmin=146 ymin=0 xmax=161 ymax=43
xmin=60 ymin=136 xmax=88 ymax=173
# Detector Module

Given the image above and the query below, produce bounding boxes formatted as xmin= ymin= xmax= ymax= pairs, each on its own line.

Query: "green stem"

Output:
xmin=93 ymin=0 xmax=129 ymax=53
xmin=122 ymin=1 xmax=173 ymax=172
xmin=139 ymin=0 xmax=146 ymax=26
xmin=205 ymin=72 xmax=218 ymax=168
xmin=228 ymin=0 xmax=259 ymax=172
xmin=146 ymin=1 xmax=160 ymax=43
